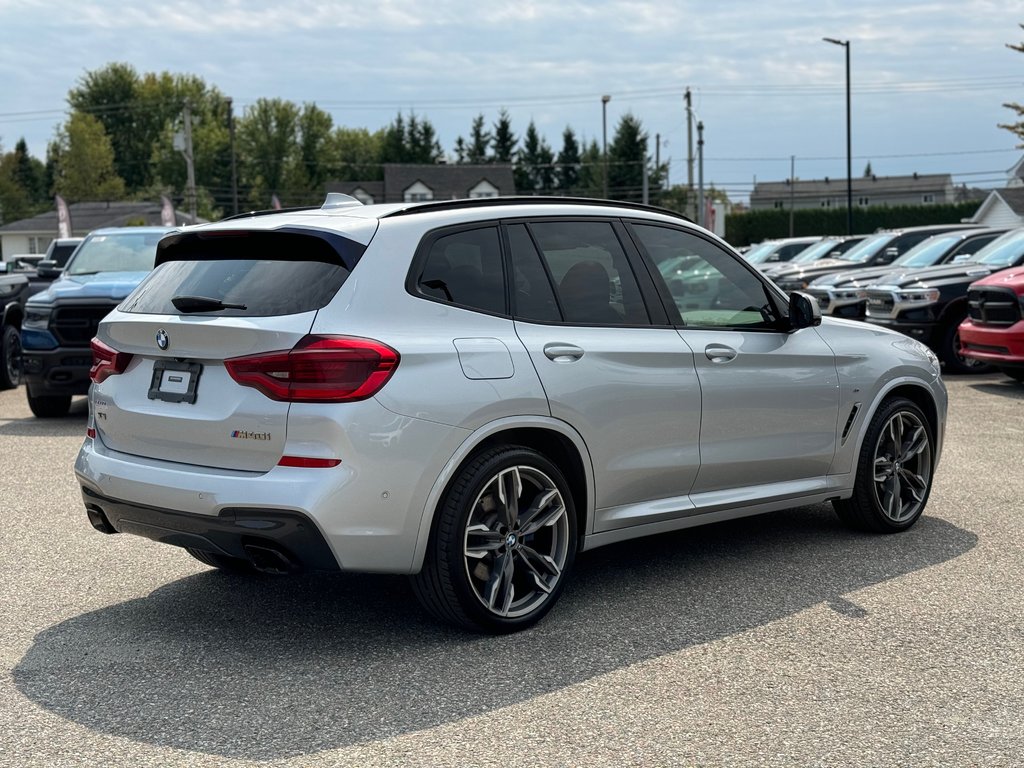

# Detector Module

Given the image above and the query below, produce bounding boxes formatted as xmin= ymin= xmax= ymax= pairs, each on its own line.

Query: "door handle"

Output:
xmin=543 ymin=343 xmax=585 ymax=362
xmin=704 ymin=344 xmax=737 ymax=363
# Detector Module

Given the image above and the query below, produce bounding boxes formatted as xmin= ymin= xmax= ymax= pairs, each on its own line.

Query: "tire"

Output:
xmin=27 ymin=390 xmax=72 ymax=418
xmin=939 ymin=321 xmax=992 ymax=375
xmin=1 ymin=323 xmax=21 ymax=390
xmin=186 ymin=547 xmax=257 ymax=574
xmin=410 ymin=445 xmax=578 ymax=633
xmin=834 ymin=397 xmax=935 ymax=533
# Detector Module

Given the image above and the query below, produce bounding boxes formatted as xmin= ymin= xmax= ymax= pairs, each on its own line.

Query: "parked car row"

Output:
xmin=0 ymin=237 xmax=83 ymax=391
xmin=743 ymin=226 xmax=1024 ymax=381
xmin=19 ymin=228 xmax=172 ymax=416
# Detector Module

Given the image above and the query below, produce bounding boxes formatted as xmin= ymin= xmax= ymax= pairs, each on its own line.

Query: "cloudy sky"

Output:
xmin=1 ymin=0 xmax=1022 ymax=201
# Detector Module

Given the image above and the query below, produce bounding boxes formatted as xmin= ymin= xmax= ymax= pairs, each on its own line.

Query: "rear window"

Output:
xmin=121 ymin=229 xmax=361 ymax=317
xmin=50 ymin=243 xmax=80 ymax=267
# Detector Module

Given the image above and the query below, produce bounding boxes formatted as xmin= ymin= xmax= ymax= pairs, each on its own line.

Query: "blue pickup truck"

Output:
xmin=20 ymin=227 xmax=174 ymax=416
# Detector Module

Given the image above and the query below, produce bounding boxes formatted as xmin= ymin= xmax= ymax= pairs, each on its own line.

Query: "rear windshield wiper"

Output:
xmin=171 ymin=295 xmax=248 ymax=313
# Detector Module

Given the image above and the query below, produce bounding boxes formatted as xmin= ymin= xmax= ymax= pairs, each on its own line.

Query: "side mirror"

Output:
xmin=36 ymin=259 xmax=62 ymax=279
xmin=789 ymin=291 xmax=822 ymax=329
xmin=879 ymin=246 xmax=899 ymax=265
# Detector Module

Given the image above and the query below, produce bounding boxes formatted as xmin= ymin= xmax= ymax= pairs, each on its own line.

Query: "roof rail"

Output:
xmin=379 ymin=196 xmax=694 ymax=223
xmin=218 ymin=205 xmax=321 ymax=223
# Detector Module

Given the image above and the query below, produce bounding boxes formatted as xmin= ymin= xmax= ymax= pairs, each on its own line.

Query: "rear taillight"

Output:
xmin=90 ymin=338 xmax=134 ymax=383
xmin=225 ymin=335 xmax=399 ymax=403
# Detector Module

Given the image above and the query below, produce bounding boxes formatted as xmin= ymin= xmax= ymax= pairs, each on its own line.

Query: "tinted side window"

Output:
xmin=415 ymin=227 xmax=506 ymax=315
xmin=632 ymin=224 xmax=780 ymax=329
xmin=529 ymin=221 xmax=650 ymax=326
xmin=507 ymin=224 xmax=561 ymax=322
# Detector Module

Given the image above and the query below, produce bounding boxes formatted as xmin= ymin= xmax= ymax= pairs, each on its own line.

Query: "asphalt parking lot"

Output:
xmin=1 ymin=375 xmax=1022 ymax=767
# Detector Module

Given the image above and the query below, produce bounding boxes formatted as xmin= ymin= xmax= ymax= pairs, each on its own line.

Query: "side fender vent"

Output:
xmin=841 ymin=402 xmax=861 ymax=444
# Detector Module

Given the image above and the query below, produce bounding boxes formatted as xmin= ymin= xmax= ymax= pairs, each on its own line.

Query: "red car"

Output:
xmin=959 ymin=266 xmax=1024 ymax=383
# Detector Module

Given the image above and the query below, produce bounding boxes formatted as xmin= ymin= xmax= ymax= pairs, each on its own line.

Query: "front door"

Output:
xmin=628 ymin=222 xmax=839 ymax=502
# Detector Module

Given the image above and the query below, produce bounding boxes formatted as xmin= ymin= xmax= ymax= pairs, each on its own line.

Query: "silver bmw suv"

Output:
xmin=76 ymin=196 xmax=947 ymax=633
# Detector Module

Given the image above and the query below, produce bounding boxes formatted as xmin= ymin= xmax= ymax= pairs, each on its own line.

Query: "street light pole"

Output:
xmin=601 ymin=94 xmax=611 ymax=199
xmin=823 ymin=37 xmax=852 ymax=235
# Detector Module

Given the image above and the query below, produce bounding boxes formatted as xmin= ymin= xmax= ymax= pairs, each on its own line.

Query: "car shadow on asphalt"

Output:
xmin=13 ymin=505 xmax=976 ymax=760
xmin=0 ymin=396 xmax=88 ymax=437
xmin=965 ymin=379 xmax=1024 ymax=399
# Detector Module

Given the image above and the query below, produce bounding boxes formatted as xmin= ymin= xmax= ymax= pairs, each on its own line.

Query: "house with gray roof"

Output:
xmin=0 ymin=201 xmax=199 ymax=260
xmin=967 ymin=187 xmax=1024 ymax=228
xmin=327 ymin=164 xmax=516 ymax=205
xmin=750 ymin=173 xmax=956 ymax=211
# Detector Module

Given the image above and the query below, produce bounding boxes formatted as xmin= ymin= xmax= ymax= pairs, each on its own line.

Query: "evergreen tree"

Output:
xmin=515 ymin=121 xmax=542 ymax=193
xmin=380 ymin=112 xmax=408 ymax=164
xmin=467 ymin=114 xmax=490 ymax=164
xmin=556 ymin=127 xmax=581 ymax=194
xmin=491 ymin=109 xmax=517 ymax=163
xmin=12 ymin=138 xmax=46 ymax=203
xmin=406 ymin=114 xmax=443 ymax=163
xmin=453 ymin=136 xmax=467 ymax=164
xmin=0 ymin=141 xmax=39 ymax=223
xmin=607 ymin=113 xmax=658 ymax=202
xmin=577 ymin=139 xmax=603 ymax=198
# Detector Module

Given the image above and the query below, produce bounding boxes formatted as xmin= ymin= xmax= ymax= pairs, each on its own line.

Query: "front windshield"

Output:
xmin=892 ymin=234 xmax=962 ymax=269
xmin=741 ymin=242 xmax=779 ymax=264
xmin=838 ymin=232 xmax=893 ymax=263
xmin=66 ymin=231 xmax=166 ymax=276
xmin=789 ymin=239 xmax=841 ymax=265
xmin=974 ymin=229 xmax=1024 ymax=269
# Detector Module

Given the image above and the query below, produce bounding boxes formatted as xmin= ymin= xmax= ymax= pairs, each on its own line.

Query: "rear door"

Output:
xmin=507 ymin=219 xmax=703 ymax=531
xmin=91 ymin=228 xmax=364 ymax=472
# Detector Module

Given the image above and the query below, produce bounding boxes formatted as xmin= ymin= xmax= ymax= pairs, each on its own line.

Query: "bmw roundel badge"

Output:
xmin=156 ymin=329 xmax=169 ymax=350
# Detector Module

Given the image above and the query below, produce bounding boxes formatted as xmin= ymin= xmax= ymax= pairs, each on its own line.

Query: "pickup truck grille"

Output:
xmin=51 ymin=304 xmax=119 ymax=347
xmin=967 ymin=288 xmax=1021 ymax=327
xmin=864 ymin=290 xmax=895 ymax=317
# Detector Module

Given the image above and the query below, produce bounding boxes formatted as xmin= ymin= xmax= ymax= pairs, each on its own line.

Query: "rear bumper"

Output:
xmin=958 ymin=318 xmax=1024 ymax=365
xmin=81 ymin=486 xmax=340 ymax=573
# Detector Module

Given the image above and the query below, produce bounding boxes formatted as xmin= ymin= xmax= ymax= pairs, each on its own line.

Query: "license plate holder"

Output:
xmin=148 ymin=360 xmax=203 ymax=404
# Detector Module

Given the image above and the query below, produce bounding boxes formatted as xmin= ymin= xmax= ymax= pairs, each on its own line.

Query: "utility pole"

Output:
xmin=174 ymin=103 xmax=197 ymax=224
xmin=789 ymin=155 xmax=796 ymax=237
xmin=642 ymin=161 xmax=649 ymax=205
xmin=183 ymin=102 xmax=197 ymax=224
xmin=697 ymin=120 xmax=705 ymax=228
xmin=655 ymin=132 xmax=660 ymax=179
xmin=227 ymin=97 xmax=239 ymax=216
xmin=685 ymin=88 xmax=694 ymax=215
xmin=601 ymin=94 xmax=611 ymax=199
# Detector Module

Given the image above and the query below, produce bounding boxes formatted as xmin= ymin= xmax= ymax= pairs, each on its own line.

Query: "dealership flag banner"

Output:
xmin=271 ymin=194 xmax=282 ymax=210
xmin=55 ymin=195 xmax=72 ymax=239
xmin=160 ymin=195 xmax=175 ymax=226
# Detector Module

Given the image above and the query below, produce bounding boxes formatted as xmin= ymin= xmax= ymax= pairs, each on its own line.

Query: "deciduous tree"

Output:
xmin=50 ymin=112 xmax=126 ymax=201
